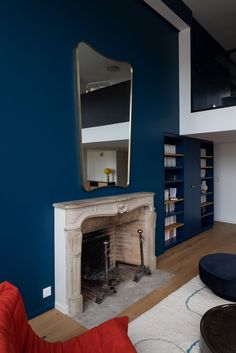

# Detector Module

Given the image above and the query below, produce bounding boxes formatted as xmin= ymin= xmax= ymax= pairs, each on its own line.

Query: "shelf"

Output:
xmin=165 ymin=210 xmax=184 ymax=217
xmin=165 ymin=198 xmax=184 ymax=205
xmin=200 ymin=155 xmax=213 ymax=159
xmin=165 ymin=167 xmax=183 ymax=170
xmin=201 ymin=166 xmax=213 ymax=169
xmin=201 ymin=211 xmax=214 ymax=218
xmin=201 ymin=201 xmax=214 ymax=208
xmin=201 ymin=177 xmax=213 ymax=180
xmin=165 ymin=222 xmax=184 ymax=231
xmin=201 ymin=191 xmax=213 ymax=195
xmin=165 ymin=180 xmax=183 ymax=184
xmin=164 ymin=153 xmax=184 ymax=157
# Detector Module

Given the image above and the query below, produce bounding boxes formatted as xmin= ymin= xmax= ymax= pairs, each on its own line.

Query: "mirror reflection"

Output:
xmin=76 ymin=42 xmax=132 ymax=191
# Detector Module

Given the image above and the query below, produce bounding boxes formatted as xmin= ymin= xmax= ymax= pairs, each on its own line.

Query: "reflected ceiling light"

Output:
xmin=86 ymin=81 xmax=111 ymax=92
xmin=106 ymin=65 xmax=120 ymax=72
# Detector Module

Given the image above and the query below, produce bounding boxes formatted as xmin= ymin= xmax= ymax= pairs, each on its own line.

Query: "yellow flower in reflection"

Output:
xmin=104 ymin=168 xmax=112 ymax=175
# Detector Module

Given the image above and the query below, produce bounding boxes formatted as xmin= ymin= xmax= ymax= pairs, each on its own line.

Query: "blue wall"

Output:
xmin=0 ymin=0 xmax=179 ymax=318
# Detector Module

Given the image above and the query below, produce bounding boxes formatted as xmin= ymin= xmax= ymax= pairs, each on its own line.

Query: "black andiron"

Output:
xmin=133 ymin=229 xmax=152 ymax=282
xmin=95 ymin=240 xmax=116 ymax=304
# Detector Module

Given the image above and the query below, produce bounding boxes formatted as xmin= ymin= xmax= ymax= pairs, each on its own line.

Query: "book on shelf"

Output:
xmin=201 ymin=148 xmax=206 ymax=157
xmin=200 ymin=159 xmax=207 ymax=168
xmin=164 ymin=189 xmax=169 ymax=201
xmin=165 ymin=203 xmax=175 ymax=215
xmin=164 ymin=144 xmax=176 ymax=155
xmin=165 ymin=204 xmax=169 ymax=214
xmin=165 ymin=215 xmax=176 ymax=226
xmin=164 ymin=157 xmax=176 ymax=167
xmin=165 ymin=228 xmax=176 ymax=242
xmin=201 ymin=194 xmax=207 ymax=204
xmin=201 ymin=169 xmax=206 ymax=177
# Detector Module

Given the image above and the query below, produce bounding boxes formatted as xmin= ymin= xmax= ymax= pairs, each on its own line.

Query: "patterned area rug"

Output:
xmin=129 ymin=275 xmax=232 ymax=353
xmin=73 ymin=269 xmax=173 ymax=329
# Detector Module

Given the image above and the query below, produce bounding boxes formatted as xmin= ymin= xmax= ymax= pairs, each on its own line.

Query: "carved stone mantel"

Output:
xmin=53 ymin=192 xmax=156 ymax=316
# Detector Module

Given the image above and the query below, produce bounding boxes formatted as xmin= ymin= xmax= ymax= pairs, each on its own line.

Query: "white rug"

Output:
xmin=129 ymin=275 xmax=232 ymax=353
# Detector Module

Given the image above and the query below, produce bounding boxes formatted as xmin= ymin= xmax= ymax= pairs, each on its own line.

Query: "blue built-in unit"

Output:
xmin=163 ymin=135 xmax=214 ymax=251
xmin=0 ymin=0 xmax=181 ymax=318
xmin=200 ymin=141 xmax=214 ymax=231
xmin=183 ymin=138 xmax=214 ymax=240
xmin=164 ymin=134 xmax=185 ymax=250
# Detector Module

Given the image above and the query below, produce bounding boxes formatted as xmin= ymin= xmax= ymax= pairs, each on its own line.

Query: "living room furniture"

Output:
xmin=199 ymin=253 xmax=236 ymax=301
xmin=0 ymin=281 xmax=137 ymax=353
xmin=164 ymin=134 xmax=184 ymax=249
xmin=199 ymin=141 xmax=214 ymax=231
xmin=163 ymin=134 xmax=214 ymax=253
xmin=200 ymin=304 xmax=236 ymax=353
xmin=184 ymin=138 xmax=214 ymax=237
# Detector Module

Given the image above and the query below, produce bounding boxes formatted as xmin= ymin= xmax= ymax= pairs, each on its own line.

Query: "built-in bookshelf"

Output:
xmin=200 ymin=142 xmax=214 ymax=230
xmin=164 ymin=135 xmax=184 ymax=249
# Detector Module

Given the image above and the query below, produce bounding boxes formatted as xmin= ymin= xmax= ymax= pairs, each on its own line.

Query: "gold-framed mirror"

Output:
xmin=76 ymin=42 xmax=133 ymax=191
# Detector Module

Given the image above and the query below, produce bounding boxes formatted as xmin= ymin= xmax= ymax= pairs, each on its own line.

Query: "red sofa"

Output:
xmin=0 ymin=281 xmax=137 ymax=353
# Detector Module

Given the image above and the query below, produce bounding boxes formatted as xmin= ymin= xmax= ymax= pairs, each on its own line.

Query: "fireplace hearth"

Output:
xmin=53 ymin=192 xmax=156 ymax=315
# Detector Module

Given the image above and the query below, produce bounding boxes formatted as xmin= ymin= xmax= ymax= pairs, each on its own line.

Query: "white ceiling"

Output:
xmin=187 ymin=130 xmax=236 ymax=144
xmin=77 ymin=42 xmax=131 ymax=93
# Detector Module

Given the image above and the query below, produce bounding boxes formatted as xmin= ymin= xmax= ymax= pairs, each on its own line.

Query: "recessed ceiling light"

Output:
xmin=106 ymin=65 xmax=120 ymax=72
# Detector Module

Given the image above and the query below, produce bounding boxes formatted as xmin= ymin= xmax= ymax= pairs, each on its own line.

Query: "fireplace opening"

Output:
xmin=81 ymin=229 xmax=110 ymax=280
xmin=81 ymin=225 xmax=151 ymax=307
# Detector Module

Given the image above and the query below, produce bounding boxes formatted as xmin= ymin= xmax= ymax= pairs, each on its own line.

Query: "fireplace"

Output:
xmin=53 ymin=192 xmax=156 ymax=315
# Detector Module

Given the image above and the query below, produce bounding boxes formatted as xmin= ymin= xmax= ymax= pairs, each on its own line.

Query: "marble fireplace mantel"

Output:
xmin=53 ymin=192 xmax=156 ymax=316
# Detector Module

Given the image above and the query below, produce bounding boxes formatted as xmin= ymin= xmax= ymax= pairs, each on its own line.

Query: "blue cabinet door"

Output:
xmin=184 ymin=138 xmax=201 ymax=238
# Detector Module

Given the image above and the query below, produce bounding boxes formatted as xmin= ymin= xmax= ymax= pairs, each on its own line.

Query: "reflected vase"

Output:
xmin=201 ymin=180 xmax=208 ymax=193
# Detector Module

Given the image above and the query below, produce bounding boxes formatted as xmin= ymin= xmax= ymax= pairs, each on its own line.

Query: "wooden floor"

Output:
xmin=29 ymin=221 xmax=236 ymax=342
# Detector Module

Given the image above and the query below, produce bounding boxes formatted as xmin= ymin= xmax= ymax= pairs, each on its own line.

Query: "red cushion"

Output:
xmin=0 ymin=281 xmax=137 ymax=353
xmin=63 ymin=317 xmax=137 ymax=353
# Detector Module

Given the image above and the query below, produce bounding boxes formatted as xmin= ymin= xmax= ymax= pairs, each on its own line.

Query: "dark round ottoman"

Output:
xmin=200 ymin=304 xmax=236 ymax=353
xmin=199 ymin=253 xmax=236 ymax=301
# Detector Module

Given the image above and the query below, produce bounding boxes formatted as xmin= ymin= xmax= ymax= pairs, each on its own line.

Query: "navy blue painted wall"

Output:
xmin=0 ymin=0 xmax=179 ymax=318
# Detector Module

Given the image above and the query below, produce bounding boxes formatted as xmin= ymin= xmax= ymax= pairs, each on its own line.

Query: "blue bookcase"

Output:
xmin=162 ymin=135 xmax=214 ymax=253
xmin=164 ymin=134 xmax=184 ymax=249
xmin=200 ymin=141 xmax=214 ymax=230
